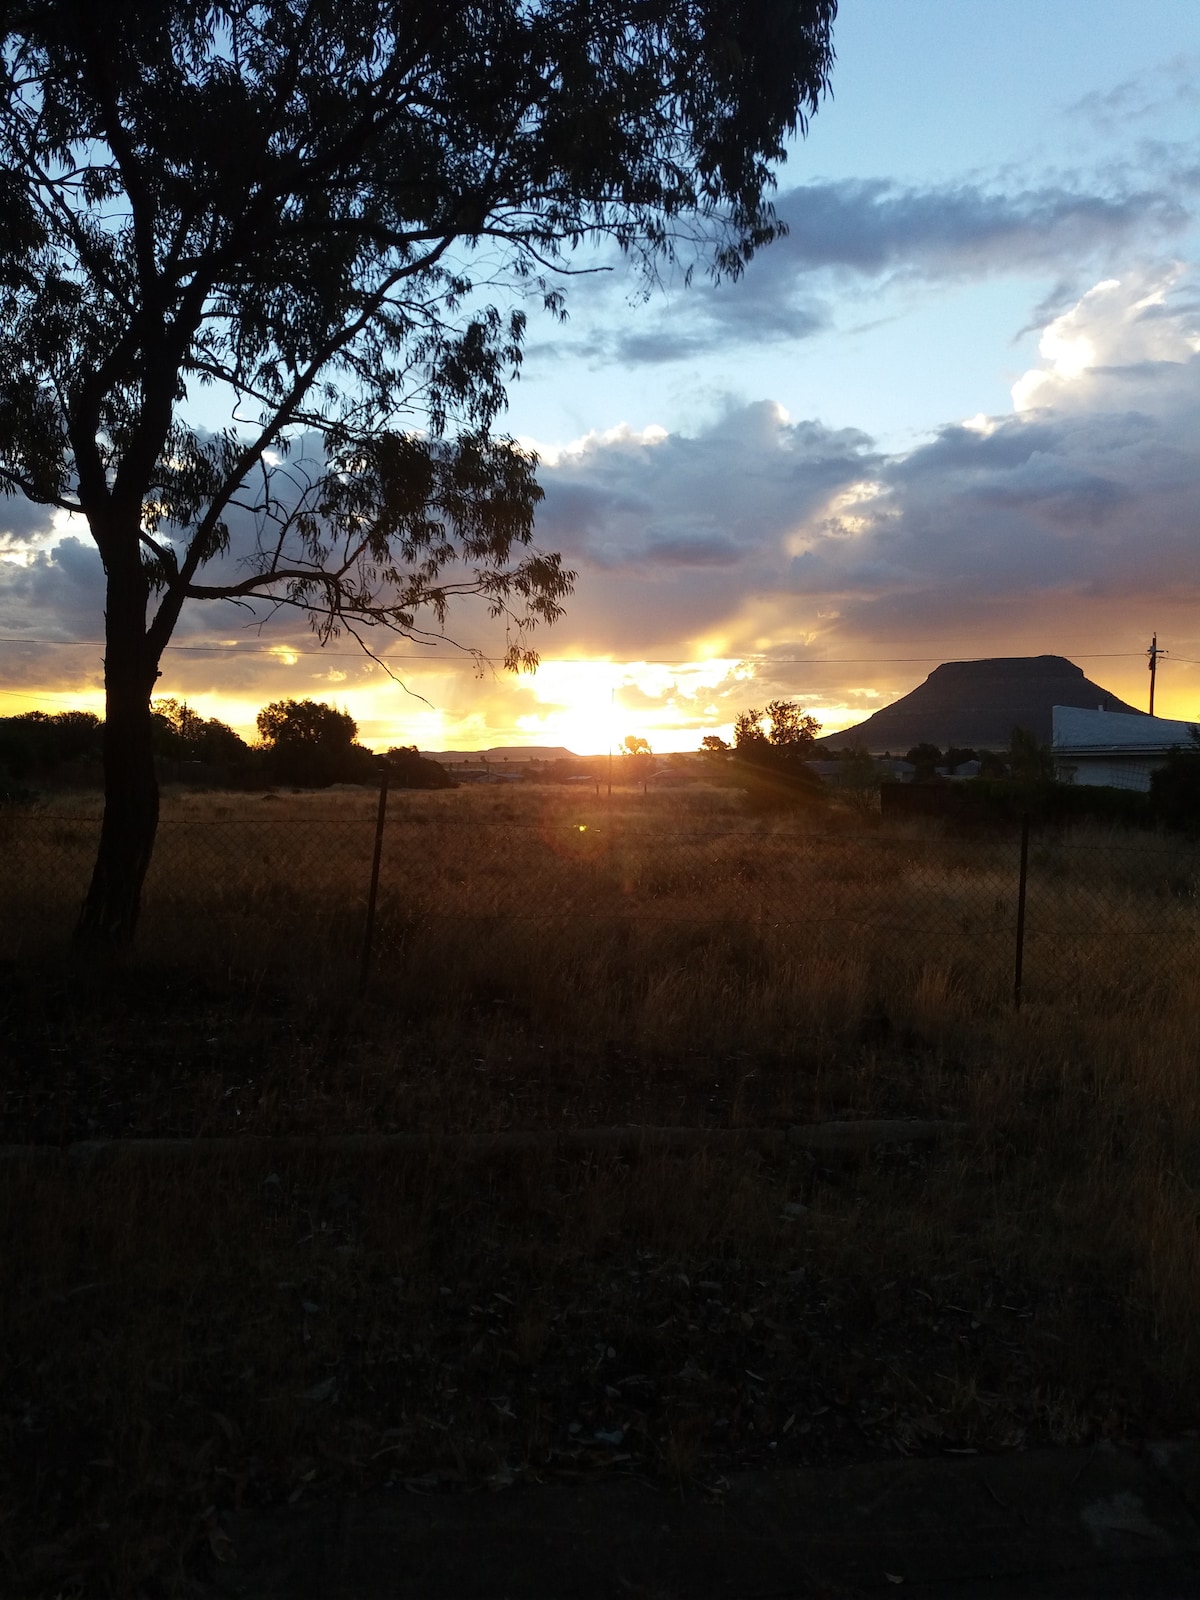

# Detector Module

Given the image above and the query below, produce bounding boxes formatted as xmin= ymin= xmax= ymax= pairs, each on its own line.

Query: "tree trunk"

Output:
xmin=76 ymin=568 xmax=161 ymax=946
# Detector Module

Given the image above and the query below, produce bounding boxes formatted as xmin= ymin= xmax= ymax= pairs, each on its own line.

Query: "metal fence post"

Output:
xmin=359 ymin=763 xmax=390 ymax=992
xmin=1013 ymin=811 xmax=1030 ymax=1010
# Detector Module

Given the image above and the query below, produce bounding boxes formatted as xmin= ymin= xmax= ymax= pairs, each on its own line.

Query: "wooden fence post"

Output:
xmin=1013 ymin=811 xmax=1030 ymax=1010
xmin=359 ymin=763 xmax=390 ymax=992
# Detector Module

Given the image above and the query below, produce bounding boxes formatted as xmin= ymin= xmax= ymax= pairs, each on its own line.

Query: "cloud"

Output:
xmin=1012 ymin=263 xmax=1200 ymax=412
xmin=533 ymin=404 xmax=878 ymax=642
xmin=0 ymin=494 xmax=59 ymax=543
xmin=546 ymin=170 xmax=1194 ymax=368
xmin=7 ymin=267 xmax=1200 ymax=746
xmin=815 ymin=269 xmax=1200 ymax=639
xmin=769 ymin=179 xmax=1189 ymax=279
xmin=0 ymin=535 xmax=106 ymax=640
xmin=1066 ymin=55 xmax=1200 ymax=134
xmin=520 ymin=267 xmax=1200 ymax=718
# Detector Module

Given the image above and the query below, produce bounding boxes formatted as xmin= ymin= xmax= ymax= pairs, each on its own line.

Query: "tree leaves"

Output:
xmin=0 ymin=1 xmax=836 ymax=656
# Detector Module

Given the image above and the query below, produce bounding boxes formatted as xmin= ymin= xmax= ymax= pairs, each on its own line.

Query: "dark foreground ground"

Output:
xmin=194 ymin=1439 xmax=1200 ymax=1598
xmin=4 ymin=960 xmax=1200 ymax=1597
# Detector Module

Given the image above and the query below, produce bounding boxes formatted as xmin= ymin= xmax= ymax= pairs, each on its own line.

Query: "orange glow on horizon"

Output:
xmin=5 ymin=642 xmax=1200 ymax=755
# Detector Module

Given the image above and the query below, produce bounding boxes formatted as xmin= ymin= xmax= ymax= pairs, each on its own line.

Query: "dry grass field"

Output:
xmin=3 ymin=781 xmax=1200 ymax=1594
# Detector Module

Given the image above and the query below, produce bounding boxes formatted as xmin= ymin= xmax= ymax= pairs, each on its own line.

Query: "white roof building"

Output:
xmin=1051 ymin=706 xmax=1199 ymax=792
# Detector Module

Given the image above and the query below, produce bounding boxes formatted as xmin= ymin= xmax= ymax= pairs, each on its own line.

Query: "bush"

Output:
xmin=385 ymin=746 xmax=456 ymax=789
xmin=881 ymin=778 xmax=1154 ymax=831
xmin=1151 ymin=749 xmax=1200 ymax=833
xmin=256 ymin=699 xmax=377 ymax=786
xmin=734 ymin=758 xmax=826 ymax=814
xmin=0 ymin=710 xmax=103 ymax=779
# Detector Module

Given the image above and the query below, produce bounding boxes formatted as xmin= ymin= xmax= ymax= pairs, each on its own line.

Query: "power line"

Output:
xmin=0 ymin=636 xmax=1185 ymax=667
xmin=0 ymin=635 xmax=460 ymax=660
xmin=0 ymin=685 xmax=103 ymax=701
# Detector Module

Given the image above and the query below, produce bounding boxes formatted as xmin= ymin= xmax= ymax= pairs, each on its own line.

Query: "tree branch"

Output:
xmin=0 ymin=466 xmax=80 ymax=516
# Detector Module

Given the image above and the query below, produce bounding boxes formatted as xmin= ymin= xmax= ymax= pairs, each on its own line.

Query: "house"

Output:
xmin=876 ymin=757 xmax=917 ymax=784
xmin=453 ymin=765 xmax=525 ymax=784
xmin=1052 ymin=706 xmax=1198 ymax=792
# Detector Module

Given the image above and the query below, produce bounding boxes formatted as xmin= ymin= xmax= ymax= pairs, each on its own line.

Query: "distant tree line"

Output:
xmin=816 ymin=729 xmax=1053 ymax=784
xmin=0 ymin=699 xmax=452 ymax=792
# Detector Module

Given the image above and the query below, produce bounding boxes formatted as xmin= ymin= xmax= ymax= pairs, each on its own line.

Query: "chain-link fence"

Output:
xmin=3 ymin=788 xmax=1198 ymax=1021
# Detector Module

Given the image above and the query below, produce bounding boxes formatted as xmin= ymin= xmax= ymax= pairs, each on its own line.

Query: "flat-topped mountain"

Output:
xmin=419 ymin=745 xmax=577 ymax=763
xmin=831 ymin=655 xmax=1144 ymax=753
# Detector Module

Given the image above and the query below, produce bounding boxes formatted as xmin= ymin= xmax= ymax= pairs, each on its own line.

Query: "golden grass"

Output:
xmin=3 ymin=782 xmax=1200 ymax=1593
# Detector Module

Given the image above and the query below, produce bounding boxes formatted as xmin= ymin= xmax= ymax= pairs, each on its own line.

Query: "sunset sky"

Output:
xmin=3 ymin=1 xmax=1200 ymax=755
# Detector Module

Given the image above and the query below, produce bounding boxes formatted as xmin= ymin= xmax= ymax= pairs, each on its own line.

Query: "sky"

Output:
xmin=3 ymin=0 xmax=1200 ymax=755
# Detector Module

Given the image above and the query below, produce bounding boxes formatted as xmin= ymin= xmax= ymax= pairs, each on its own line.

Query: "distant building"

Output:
xmin=453 ymin=765 xmax=524 ymax=784
xmin=647 ymin=765 xmax=697 ymax=786
xmin=810 ymin=757 xmax=916 ymax=785
xmin=876 ymin=758 xmax=916 ymax=784
xmin=1052 ymin=706 xmax=1198 ymax=792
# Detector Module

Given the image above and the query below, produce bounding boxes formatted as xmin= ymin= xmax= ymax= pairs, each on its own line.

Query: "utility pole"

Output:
xmin=1148 ymin=633 xmax=1167 ymax=716
xmin=608 ymin=684 xmax=614 ymax=797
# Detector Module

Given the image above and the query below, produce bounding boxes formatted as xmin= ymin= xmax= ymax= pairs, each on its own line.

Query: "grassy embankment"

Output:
xmin=2 ymin=782 xmax=1200 ymax=1594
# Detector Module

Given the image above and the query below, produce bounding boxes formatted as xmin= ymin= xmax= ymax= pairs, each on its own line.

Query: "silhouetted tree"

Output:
xmin=0 ymin=0 xmax=836 ymax=940
xmin=764 ymin=698 xmax=821 ymax=755
xmin=0 ymin=709 xmax=103 ymax=778
xmin=904 ymin=742 xmax=943 ymax=781
xmin=385 ymin=745 xmax=456 ymax=790
xmin=256 ymin=698 xmax=373 ymax=786
xmin=735 ymin=701 xmax=820 ymax=770
xmin=700 ymin=734 xmax=732 ymax=756
xmin=734 ymin=709 xmax=769 ymax=756
xmin=731 ymin=699 xmax=822 ymax=809
xmin=1008 ymin=726 xmax=1054 ymax=784
xmin=977 ymin=749 xmax=1007 ymax=779
xmin=152 ymin=698 xmax=248 ymax=764
xmin=622 ymin=733 xmax=654 ymax=782
xmin=1150 ymin=742 xmax=1200 ymax=831
xmin=837 ymin=746 xmax=879 ymax=812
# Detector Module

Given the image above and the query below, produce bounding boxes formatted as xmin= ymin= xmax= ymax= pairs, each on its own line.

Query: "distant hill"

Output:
xmin=419 ymin=745 xmax=578 ymax=763
xmin=830 ymin=656 xmax=1144 ymax=753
